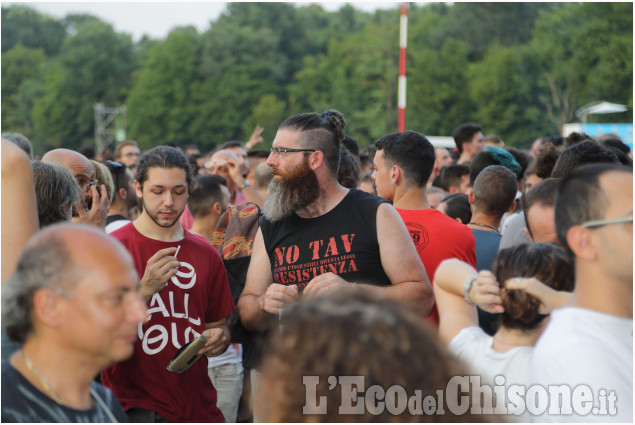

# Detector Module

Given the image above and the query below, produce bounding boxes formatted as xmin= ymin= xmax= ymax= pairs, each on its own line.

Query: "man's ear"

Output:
xmin=308 ymin=151 xmax=323 ymax=170
xmin=134 ymin=181 xmax=143 ymax=198
xmin=506 ymin=200 xmax=517 ymax=213
xmin=391 ymin=165 xmax=401 ymax=186
xmin=567 ymin=226 xmax=597 ymax=261
xmin=449 ymin=186 xmax=459 ymax=195
xmin=32 ymin=288 xmax=63 ymax=329
xmin=468 ymin=190 xmax=475 ymax=205
xmin=211 ymin=202 xmax=222 ymax=217
xmin=117 ymin=187 xmax=128 ymax=200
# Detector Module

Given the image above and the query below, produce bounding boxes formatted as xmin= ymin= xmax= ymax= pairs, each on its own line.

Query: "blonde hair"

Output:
xmin=91 ymin=160 xmax=115 ymax=204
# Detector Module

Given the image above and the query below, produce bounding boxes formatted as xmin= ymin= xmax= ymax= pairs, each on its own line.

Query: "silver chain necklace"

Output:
xmin=20 ymin=350 xmax=65 ymax=405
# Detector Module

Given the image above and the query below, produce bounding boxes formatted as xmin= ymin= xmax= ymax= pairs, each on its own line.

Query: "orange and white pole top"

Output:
xmin=398 ymin=2 xmax=408 ymax=132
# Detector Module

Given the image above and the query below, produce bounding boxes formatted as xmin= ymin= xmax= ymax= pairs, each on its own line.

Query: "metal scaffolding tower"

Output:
xmin=94 ymin=103 xmax=127 ymax=155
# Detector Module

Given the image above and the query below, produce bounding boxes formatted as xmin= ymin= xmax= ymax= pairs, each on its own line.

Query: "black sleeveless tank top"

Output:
xmin=260 ymin=189 xmax=391 ymax=289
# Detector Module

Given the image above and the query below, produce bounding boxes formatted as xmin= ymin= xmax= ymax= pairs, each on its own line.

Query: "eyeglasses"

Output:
xmin=81 ymin=179 xmax=99 ymax=193
xmin=581 ymin=214 xmax=633 ymax=229
xmin=269 ymin=147 xmax=316 ymax=157
xmin=105 ymin=160 xmax=126 ymax=189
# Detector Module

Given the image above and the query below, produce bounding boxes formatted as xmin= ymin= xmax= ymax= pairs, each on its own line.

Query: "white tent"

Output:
xmin=575 ymin=101 xmax=629 ymax=124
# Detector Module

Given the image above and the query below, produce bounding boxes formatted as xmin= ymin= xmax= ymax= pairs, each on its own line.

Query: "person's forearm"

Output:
xmin=360 ymin=280 xmax=434 ymax=315
xmin=1 ymin=142 xmax=38 ymax=285
xmin=434 ymin=259 xmax=477 ymax=298
xmin=240 ymin=186 xmax=264 ymax=207
xmin=237 ymin=293 xmax=274 ymax=331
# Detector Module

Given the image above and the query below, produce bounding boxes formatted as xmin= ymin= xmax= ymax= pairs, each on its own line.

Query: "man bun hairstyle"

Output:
xmin=279 ymin=109 xmax=345 ymax=177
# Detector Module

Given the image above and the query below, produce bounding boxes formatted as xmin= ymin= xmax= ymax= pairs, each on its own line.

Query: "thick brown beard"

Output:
xmin=263 ymin=159 xmax=320 ymax=222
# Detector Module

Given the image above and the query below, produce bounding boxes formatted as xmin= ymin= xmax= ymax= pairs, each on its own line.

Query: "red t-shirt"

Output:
xmin=179 ymin=205 xmax=193 ymax=230
xmin=102 ymin=223 xmax=234 ymax=422
xmin=397 ymin=208 xmax=476 ymax=326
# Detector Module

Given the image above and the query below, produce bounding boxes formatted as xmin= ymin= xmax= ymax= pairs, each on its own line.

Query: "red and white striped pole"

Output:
xmin=398 ymin=2 xmax=408 ymax=132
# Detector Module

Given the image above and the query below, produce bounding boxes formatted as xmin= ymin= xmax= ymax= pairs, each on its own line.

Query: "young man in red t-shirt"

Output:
xmin=102 ymin=146 xmax=234 ymax=422
xmin=373 ymin=131 xmax=477 ymax=326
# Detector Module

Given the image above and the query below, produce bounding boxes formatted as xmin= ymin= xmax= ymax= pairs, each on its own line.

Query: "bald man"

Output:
xmin=1 ymin=223 xmax=147 ymax=422
xmin=253 ymin=162 xmax=274 ymax=199
xmin=42 ymin=148 xmax=109 ymax=228
xmin=208 ymin=149 xmax=264 ymax=207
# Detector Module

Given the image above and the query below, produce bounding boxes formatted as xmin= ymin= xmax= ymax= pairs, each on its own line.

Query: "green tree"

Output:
xmin=31 ymin=18 xmax=136 ymax=150
xmin=407 ymin=39 xmax=474 ymax=137
xmin=446 ymin=3 xmax=558 ymax=61
xmin=242 ymin=94 xmax=288 ymax=145
xmin=191 ymin=64 xmax=279 ymax=147
xmin=1 ymin=44 xmax=47 ymax=132
xmin=530 ymin=2 xmax=633 ymax=129
xmin=1 ymin=5 xmax=66 ymax=55
xmin=126 ymin=27 xmax=201 ymax=150
xmin=199 ymin=21 xmax=287 ymax=83
xmin=468 ymin=43 xmax=553 ymax=147
xmin=289 ymin=17 xmax=401 ymax=146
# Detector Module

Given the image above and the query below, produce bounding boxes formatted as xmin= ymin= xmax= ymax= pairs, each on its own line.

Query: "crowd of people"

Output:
xmin=0 ymin=113 xmax=632 ymax=423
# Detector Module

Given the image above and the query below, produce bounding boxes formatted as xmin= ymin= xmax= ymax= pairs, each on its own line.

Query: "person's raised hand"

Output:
xmin=247 ymin=125 xmax=264 ymax=149
xmin=469 ymin=270 xmax=503 ymax=313
xmin=504 ymin=277 xmax=571 ymax=314
xmin=138 ymin=247 xmax=180 ymax=302
xmin=76 ymin=184 xmax=109 ymax=228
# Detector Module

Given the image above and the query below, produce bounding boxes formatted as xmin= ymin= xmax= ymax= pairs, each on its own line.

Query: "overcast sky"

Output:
xmin=5 ymin=1 xmax=408 ymax=41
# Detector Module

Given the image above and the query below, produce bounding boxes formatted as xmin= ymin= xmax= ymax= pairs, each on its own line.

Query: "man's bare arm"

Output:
xmin=303 ymin=204 xmax=433 ymax=314
xmin=373 ymin=203 xmax=434 ymax=314
xmin=239 ymin=184 xmax=265 ymax=207
xmin=226 ymin=158 xmax=264 ymax=207
xmin=1 ymin=140 xmax=38 ymax=285
xmin=237 ymin=228 xmax=298 ymax=331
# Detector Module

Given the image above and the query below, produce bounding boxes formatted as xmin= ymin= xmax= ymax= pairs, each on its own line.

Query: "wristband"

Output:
xmin=464 ymin=276 xmax=477 ymax=305
xmin=245 ymin=142 xmax=253 ymax=150
xmin=240 ymin=180 xmax=251 ymax=190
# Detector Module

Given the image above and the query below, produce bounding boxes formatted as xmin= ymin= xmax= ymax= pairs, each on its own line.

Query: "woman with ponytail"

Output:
xmin=433 ymin=243 xmax=574 ymax=420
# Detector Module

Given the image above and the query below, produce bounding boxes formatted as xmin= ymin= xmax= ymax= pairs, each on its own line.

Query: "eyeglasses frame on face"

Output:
xmin=269 ymin=147 xmax=317 ymax=157
xmin=82 ymin=179 xmax=99 ymax=193
xmin=580 ymin=214 xmax=633 ymax=229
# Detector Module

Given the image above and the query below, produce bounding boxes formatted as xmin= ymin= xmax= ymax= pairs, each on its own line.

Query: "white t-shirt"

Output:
xmin=449 ymin=326 xmax=534 ymax=422
xmin=530 ymin=307 xmax=633 ymax=423
xmin=207 ymin=343 xmax=242 ymax=368
xmin=105 ymin=219 xmax=131 ymax=234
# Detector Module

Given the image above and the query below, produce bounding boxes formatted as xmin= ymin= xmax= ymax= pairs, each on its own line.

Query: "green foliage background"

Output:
xmin=1 ymin=2 xmax=632 ymax=155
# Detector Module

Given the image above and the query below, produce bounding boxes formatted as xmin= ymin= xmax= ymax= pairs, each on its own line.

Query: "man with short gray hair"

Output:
xmin=1 ymin=223 xmax=147 ymax=422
